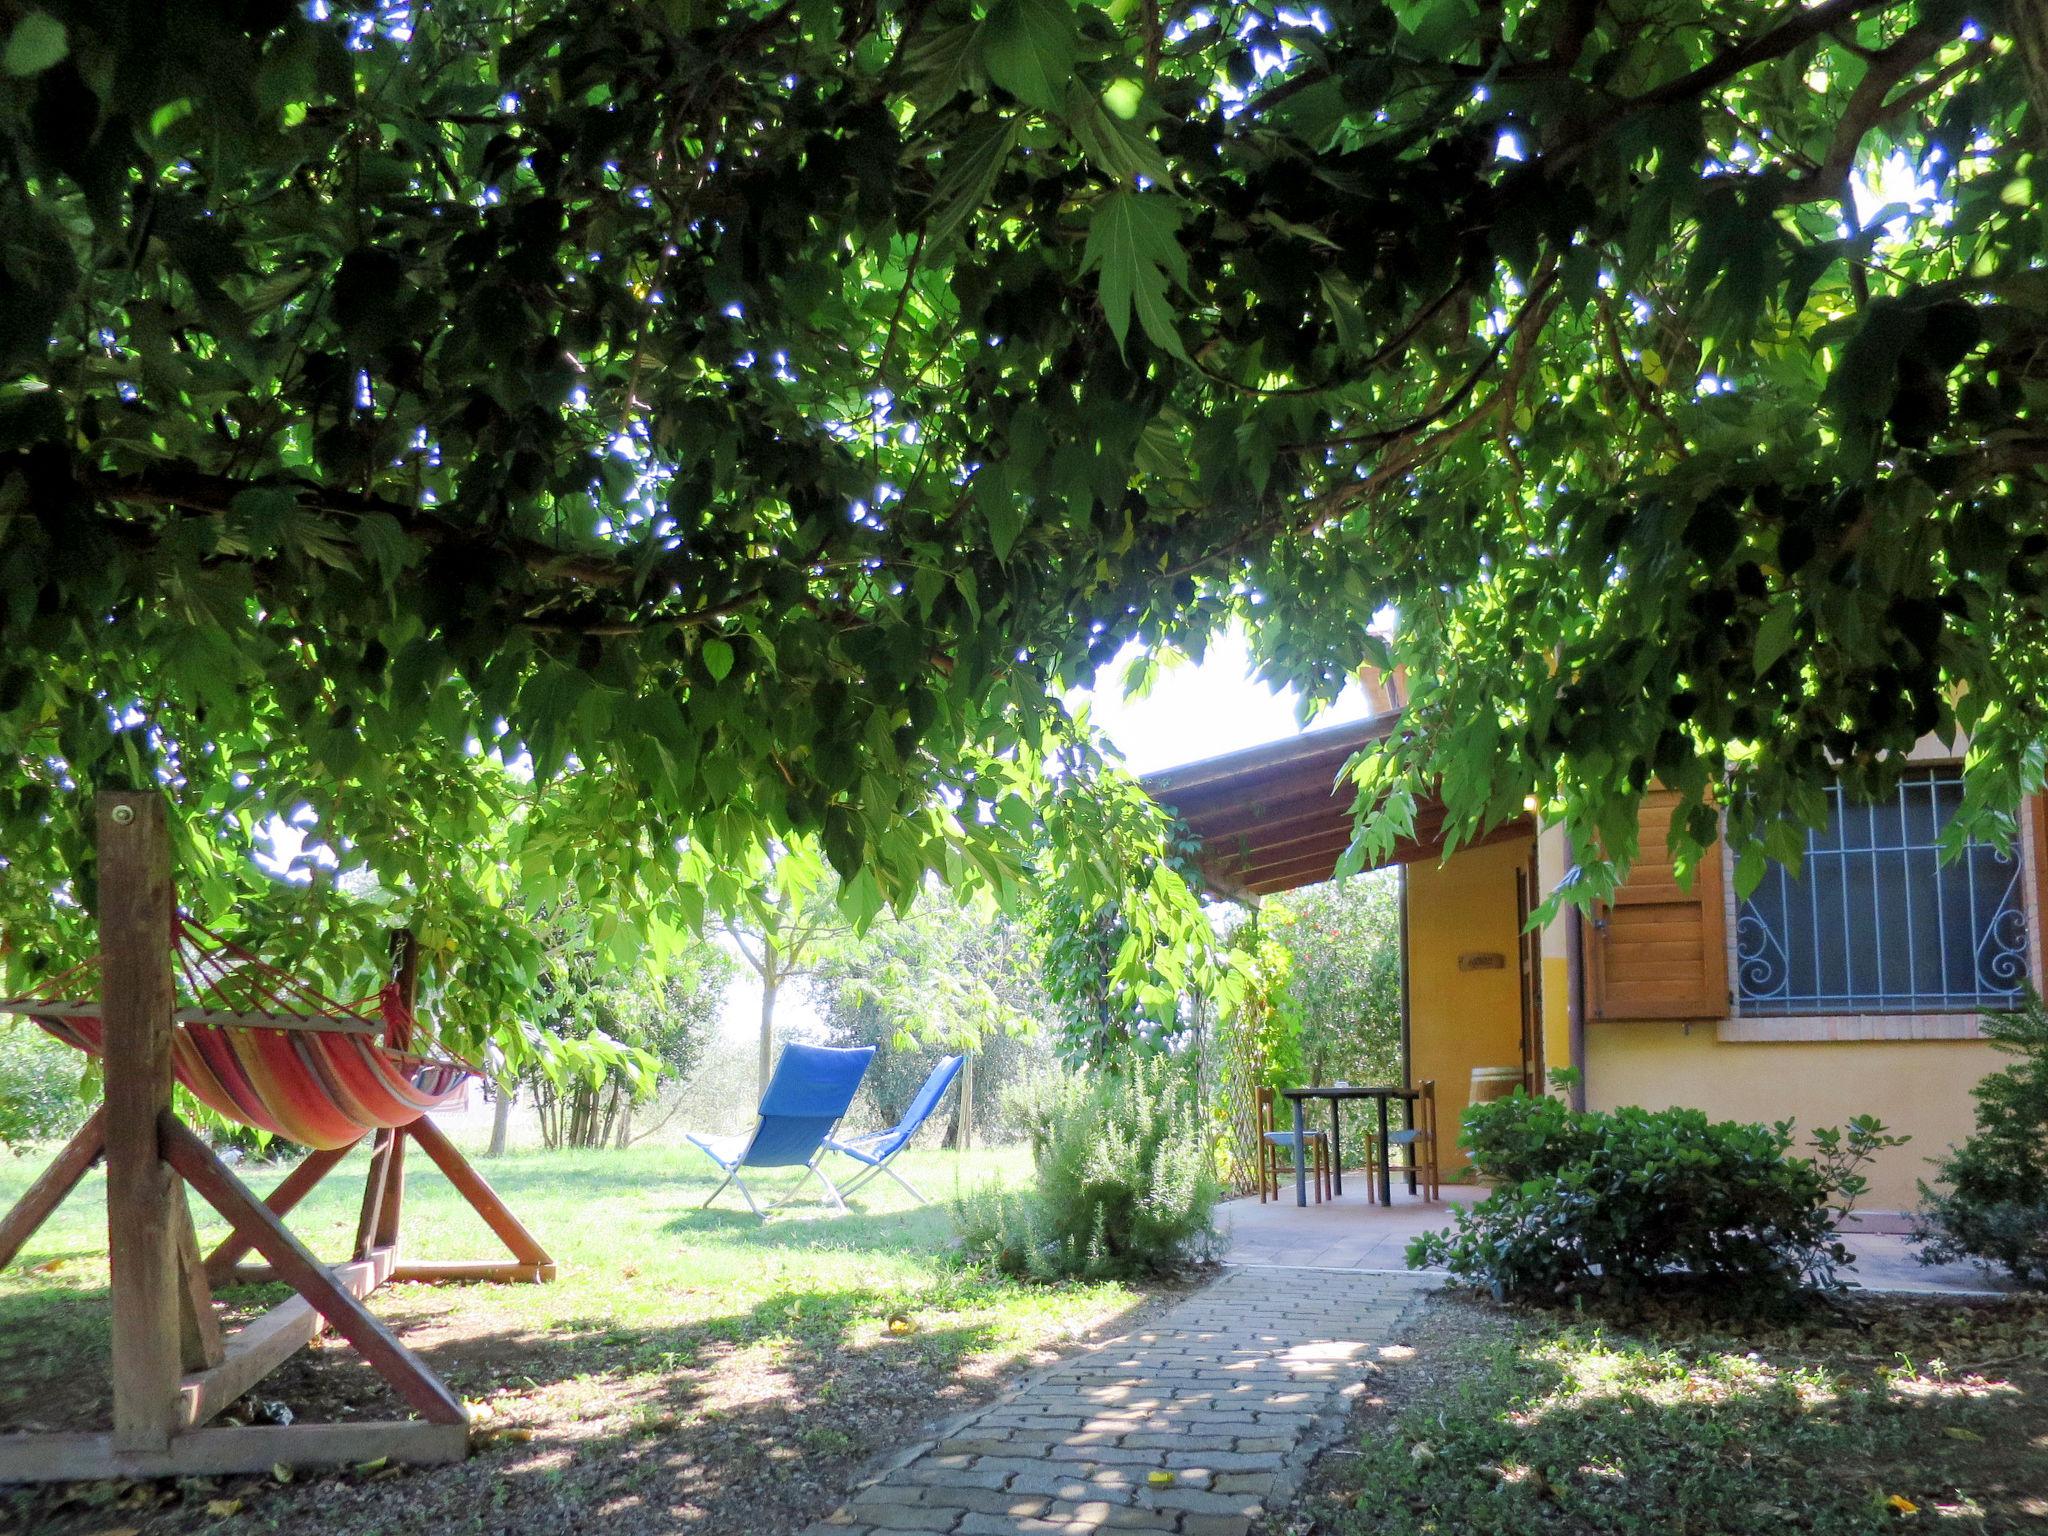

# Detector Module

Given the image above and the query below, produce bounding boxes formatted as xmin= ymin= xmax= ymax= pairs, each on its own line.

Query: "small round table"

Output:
xmin=1279 ymin=1085 xmax=1421 ymax=1207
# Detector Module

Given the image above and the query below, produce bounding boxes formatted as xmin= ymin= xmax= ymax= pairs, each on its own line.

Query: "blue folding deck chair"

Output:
xmin=821 ymin=1054 xmax=964 ymax=1207
xmin=686 ymin=1043 xmax=876 ymax=1218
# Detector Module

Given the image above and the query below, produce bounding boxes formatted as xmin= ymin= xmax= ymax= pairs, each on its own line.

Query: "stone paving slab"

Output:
xmin=804 ymin=1267 xmax=1440 ymax=1536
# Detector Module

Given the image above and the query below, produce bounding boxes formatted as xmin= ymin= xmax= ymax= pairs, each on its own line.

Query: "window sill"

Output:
xmin=1718 ymin=1013 xmax=1987 ymax=1043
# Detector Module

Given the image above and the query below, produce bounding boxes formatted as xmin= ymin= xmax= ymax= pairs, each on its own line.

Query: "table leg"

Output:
xmin=1405 ymin=1096 xmax=1419 ymax=1195
xmin=1291 ymin=1099 xmax=1308 ymax=1208
xmin=1376 ymin=1096 xmax=1392 ymax=1207
xmin=1328 ymin=1099 xmax=1342 ymax=1196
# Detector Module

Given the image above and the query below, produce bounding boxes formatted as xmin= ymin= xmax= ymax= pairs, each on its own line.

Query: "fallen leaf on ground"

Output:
xmin=1886 ymin=1494 xmax=1919 ymax=1516
xmin=205 ymin=1498 xmax=243 ymax=1517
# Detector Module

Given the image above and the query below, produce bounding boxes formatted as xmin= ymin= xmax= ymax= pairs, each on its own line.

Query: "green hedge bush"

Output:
xmin=954 ymin=1057 xmax=1221 ymax=1281
xmin=1915 ymin=992 xmax=2048 ymax=1289
xmin=1411 ymin=1085 xmax=1899 ymax=1307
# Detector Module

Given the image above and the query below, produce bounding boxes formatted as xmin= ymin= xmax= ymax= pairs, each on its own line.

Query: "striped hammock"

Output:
xmin=5 ymin=917 xmax=473 ymax=1150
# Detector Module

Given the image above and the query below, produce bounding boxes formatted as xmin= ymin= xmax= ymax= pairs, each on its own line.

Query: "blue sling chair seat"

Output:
xmin=822 ymin=1054 xmax=964 ymax=1207
xmin=686 ymin=1043 xmax=876 ymax=1218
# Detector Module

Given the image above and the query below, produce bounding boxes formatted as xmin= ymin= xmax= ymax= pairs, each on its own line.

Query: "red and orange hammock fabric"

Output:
xmin=3 ymin=916 xmax=472 ymax=1150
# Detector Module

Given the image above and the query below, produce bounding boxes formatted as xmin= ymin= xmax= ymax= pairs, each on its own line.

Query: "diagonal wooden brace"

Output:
xmin=0 ymin=1107 xmax=107 ymax=1271
xmin=162 ymin=1116 xmax=466 ymax=1425
xmin=201 ymin=1139 xmax=360 ymax=1286
xmin=404 ymin=1117 xmax=554 ymax=1276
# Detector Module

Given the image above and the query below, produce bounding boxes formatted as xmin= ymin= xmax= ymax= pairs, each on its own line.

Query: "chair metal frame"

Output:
xmin=688 ymin=1043 xmax=876 ymax=1220
xmin=699 ymin=1143 xmax=852 ymax=1218
xmin=822 ymin=1054 xmax=964 ymax=1208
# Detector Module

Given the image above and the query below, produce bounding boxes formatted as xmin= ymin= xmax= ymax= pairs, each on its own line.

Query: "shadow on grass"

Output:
xmin=666 ymin=1197 xmax=959 ymax=1254
xmin=1323 ymin=1296 xmax=2048 ymax=1536
xmin=3 ymin=1272 xmax=1159 ymax=1536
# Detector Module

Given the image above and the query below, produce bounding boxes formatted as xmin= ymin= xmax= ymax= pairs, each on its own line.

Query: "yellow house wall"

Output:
xmin=1582 ymin=1024 xmax=2000 ymax=1211
xmin=1406 ymin=837 xmax=1532 ymax=1175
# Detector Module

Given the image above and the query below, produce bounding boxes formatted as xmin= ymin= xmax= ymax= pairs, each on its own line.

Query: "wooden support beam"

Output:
xmin=373 ymin=1128 xmax=406 ymax=1250
xmin=163 ymin=1117 xmax=467 ymax=1425
xmin=0 ymin=1107 xmax=106 ymax=1270
xmin=98 ymin=790 xmax=182 ymax=1457
xmin=172 ymin=1193 xmax=225 ymax=1372
xmin=404 ymin=1117 xmax=554 ymax=1271
xmin=178 ymin=1250 xmax=392 ymax=1430
xmin=0 ymin=1420 xmax=469 ymax=1482
xmin=354 ymin=1129 xmax=396 ymax=1262
xmin=202 ymin=1140 xmax=359 ymax=1286
xmin=212 ymin=1249 xmax=395 ymax=1289
xmin=371 ymin=929 xmax=420 ymax=1252
xmin=0 ymin=1002 xmax=383 ymax=1036
xmin=389 ymin=1258 xmax=553 ymax=1284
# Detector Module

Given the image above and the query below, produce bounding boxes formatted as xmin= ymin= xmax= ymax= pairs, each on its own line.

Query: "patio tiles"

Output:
xmin=1215 ymin=1186 xmax=2016 ymax=1296
xmin=804 ymin=1266 xmax=1440 ymax=1536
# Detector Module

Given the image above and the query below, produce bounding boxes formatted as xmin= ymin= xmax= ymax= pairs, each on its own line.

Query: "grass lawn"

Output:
xmin=0 ymin=1136 xmax=1147 ymax=1536
xmin=1278 ymin=1290 xmax=2048 ymax=1536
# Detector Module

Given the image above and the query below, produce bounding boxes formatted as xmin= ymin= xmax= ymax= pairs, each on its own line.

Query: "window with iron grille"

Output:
xmin=1735 ymin=771 xmax=2029 ymax=1015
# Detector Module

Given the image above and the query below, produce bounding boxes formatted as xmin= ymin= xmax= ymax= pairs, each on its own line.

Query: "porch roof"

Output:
xmin=1139 ymin=713 xmax=1531 ymax=900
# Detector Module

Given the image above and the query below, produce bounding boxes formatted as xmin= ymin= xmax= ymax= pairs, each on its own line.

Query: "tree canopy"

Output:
xmin=1 ymin=0 xmax=2042 ymax=1023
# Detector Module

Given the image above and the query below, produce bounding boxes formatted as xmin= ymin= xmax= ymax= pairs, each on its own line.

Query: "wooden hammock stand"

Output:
xmin=0 ymin=792 xmax=555 ymax=1482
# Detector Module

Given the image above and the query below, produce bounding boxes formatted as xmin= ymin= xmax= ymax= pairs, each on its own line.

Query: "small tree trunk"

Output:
xmin=615 ymin=1094 xmax=633 ymax=1149
xmin=487 ymin=1081 xmax=513 ymax=1158
xmin=957 ymin=1051 xmax=976 ymax=1153
xmin=758 ymin=971 xmax=780 ymax=1100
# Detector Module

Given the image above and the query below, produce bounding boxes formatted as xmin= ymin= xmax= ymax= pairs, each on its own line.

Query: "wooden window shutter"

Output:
xmin=1585 ymin=791 xmax=1730 ymax=1021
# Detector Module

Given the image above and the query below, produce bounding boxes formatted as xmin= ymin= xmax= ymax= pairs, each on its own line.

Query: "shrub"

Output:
xmin=1410 ymin=1087 xmax=1900 ymax=1306
xmin=954 ymin=1058 xmax=1222 ymax=1281
xmin=0 ymin=1026 xmax=93 ymax=1149
xmin=1914 ymin=992 xmax=2048 ymax=1288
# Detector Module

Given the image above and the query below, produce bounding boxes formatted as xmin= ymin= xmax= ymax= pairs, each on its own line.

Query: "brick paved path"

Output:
xmin=806 ymin=1267 xmax=1440 ymax=1536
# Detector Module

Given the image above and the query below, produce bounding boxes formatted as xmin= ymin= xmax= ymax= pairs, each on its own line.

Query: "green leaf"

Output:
xmin=1319 ymin=272 xmax=1365 ymax=352
xmin=1081 ymin=191 xmax=1189 ymax=360
xmin=701 ymin=637 xmax=735 ymax=682
xmin=149 ymin=98 xmax=197 ymax=139
xmin=353 ymin=513 xmax=414 ymax=580
xmin=904 ymin=21 xmax=985 ymax=113
xmin=984 ymin=489 xmax=1027 ymax=563
xmin=979 ymin=0 xmax=1077 ymax=112
xmin=3 ymin=12 xmax=67 ymax=77
xmin=1753 ymin=603 xmax=1799 ymax=678
xmin=922 ymin=118 xmax=1020 ymax=249
xmin=1064 ymin=81 xmax=1170 ymax=187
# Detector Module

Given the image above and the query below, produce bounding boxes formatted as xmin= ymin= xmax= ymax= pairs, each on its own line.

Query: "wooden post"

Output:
xmin=353 ymin=1132 xmax=395 ymax=1262
xmin=372 ymin=930 xmax=418 ymax=1251
xmin=98 ymin=790 xmax=182 ymax=1456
